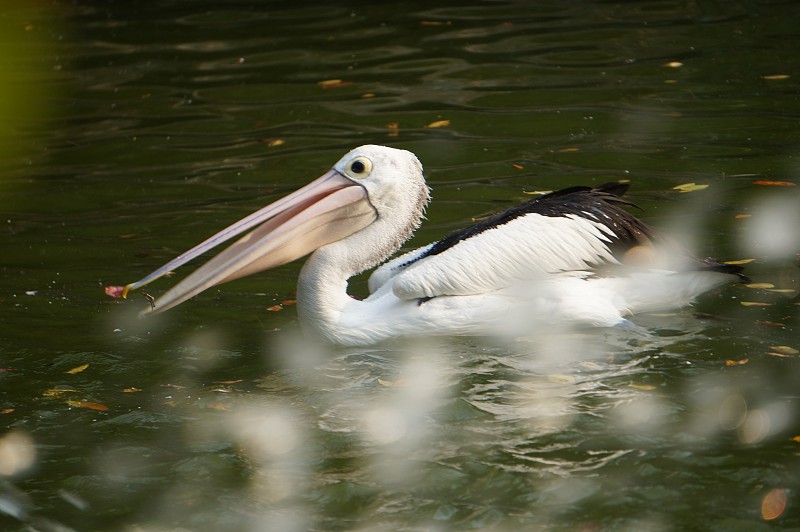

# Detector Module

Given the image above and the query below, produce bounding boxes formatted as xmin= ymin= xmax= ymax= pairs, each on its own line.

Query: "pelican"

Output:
xmin=119 ymin=144 xmax=746 ymax=346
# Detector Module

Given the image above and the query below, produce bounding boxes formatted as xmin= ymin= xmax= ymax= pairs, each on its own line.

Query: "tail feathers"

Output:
xmin=698 ymin=257 xmax=750 ymax=284
xmin=593 ymin=181 xmax=630 ymax=198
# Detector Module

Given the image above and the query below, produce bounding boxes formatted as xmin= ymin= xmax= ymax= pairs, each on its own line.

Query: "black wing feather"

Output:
xmin=406 ymin=182 xmax=655 ymax=267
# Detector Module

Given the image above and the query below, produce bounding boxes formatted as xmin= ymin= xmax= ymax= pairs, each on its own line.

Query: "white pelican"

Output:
xmin=118 ymin=144 xmax=746 ymax=346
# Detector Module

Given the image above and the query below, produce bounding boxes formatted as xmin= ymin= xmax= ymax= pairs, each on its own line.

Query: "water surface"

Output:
xmin=2 ymin=1 xmax=800 ymax=530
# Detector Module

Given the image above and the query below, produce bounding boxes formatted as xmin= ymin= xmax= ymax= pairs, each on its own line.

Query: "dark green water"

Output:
xmin=2 ymin=1 xmax=800 ymax=530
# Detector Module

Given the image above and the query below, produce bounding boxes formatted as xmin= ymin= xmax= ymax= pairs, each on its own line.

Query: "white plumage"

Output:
xmin=121 ymin=145 xmax=745 ymax=346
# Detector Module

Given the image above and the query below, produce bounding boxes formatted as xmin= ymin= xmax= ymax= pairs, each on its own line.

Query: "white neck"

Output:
xmin=296 ymin=246 xmax=345 ymax=335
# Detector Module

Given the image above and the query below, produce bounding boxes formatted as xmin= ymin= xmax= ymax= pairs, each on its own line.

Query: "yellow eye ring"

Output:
xmin=345 ymin=156 xmax=372 ymax=179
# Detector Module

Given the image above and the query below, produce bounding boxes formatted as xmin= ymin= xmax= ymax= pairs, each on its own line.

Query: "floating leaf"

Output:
xmin=123 ymin=387 xmax=142 ymax=393
xmin=43 ymin=388 xmax=79 ymax=398
xmin=793 ymin=435 xmax=800 ymax=442
xmin=725 ymin=358 xmax=749 ymax=366
xmin=523 ymin=190 xmax=553 ymax=195
xmin=761 ymin=488 xmax=788 ymax=521
xmin=65 ymin=363 xmax=89 ymax=375
xmin=266 ymin=305 xmax=283 ymax=312
xmin=67 ymin=400 xmax=109 ymax=412
xmin=104 ymin=285 xmax=125 ymax=299
xmin=693 ymin=311 xmax=730 ymax=321
xmin=425 ymin=119 xmax=450 ymax=129
xmin=377 ymin=378 xmax=407 ymax=388
xmin=629 ymin=383 xmax=656 ymax=391
xmin=769 ymin=346 xmax=799 ymax=356
xmin=762 ymin=74 xmax=790 ymax=80
xmin=1 ymin=408 xmax=15 ymax=415
xmin=361 ymin=92 xmax=375 ymax=99
xmin=663 ymin=61 xmax=683 ymax=68
xmin=318 ymin=79 xmax=351 ymax=89
xmin=746 ymin=283 xmax=774 ymax=289
xmin=753 ymin=180 xmax=795 ymax=187
xmin=673 ymin=182 xmax=709 ymax=193
xmin=725 ymin=258 xmax=755 ymax=265
xmin=387 ymin=121 xmax=399 ymax=137
xmin=767 ymin=288 xmax=797 ymax=294
xmin=511 ymin=164 xmax=524 ymax=170
xmin=756 ymin=320 xmax=784 ymax=328
xmin=281 ymin=299 xmax=297 ymax=306
xmin=558 ymin=147 xmax=579 ymax=153
xmin=264 ymin=138 xmax=285 ymax=148
xmin=215 ymin=379 xmax=243 ymax=385
xmin=740 ymin=301 xmax=772 ymax=307
xmin=735 ymin=214 xmax=752 ymax=219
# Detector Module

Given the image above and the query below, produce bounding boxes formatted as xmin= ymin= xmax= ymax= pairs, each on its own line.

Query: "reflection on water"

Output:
xmin=1 ymin=0 xmax=799 ymax=530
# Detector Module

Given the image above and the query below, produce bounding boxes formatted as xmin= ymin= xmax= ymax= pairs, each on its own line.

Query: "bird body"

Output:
xmin=120 ymin=145 xmax=744 ymax=346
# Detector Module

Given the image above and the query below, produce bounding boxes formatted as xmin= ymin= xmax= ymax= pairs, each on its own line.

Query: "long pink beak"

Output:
xmin=123 ymin=170 xmax=377 ymax=315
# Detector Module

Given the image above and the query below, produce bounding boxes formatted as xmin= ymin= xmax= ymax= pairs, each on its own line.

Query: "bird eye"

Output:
xmin=345 ymin=156 xmax=372 ymax=179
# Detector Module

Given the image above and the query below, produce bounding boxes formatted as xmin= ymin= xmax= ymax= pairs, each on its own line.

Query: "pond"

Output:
xmin=1 ymin=0 xmax=799 ymax=529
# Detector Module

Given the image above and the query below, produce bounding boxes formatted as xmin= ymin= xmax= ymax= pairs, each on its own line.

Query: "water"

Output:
xmin=2 ymin=0 xmax=800 ymax=529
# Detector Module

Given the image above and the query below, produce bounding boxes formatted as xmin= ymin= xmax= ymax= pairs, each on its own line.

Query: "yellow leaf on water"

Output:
xmin=629 ymin=383 xmax=657 ymax=391
xmin=67 ymin=400 xmax=109 ymax=412
xmin=735 ymin=214 xmax=752 ymax=219
xmin=377 ymin=378 xmax=407 ymax=388
xmin=792 ymin=436 xmax=800 ymax=442
xmin=558 ymin=147 xmax=579 ymax=153
xmin=725 ymin=258 xmax=755 ymax=265
xmin=767 ymin=288 xmax=797 ymax=294
xmin=123 ymin=387 xmax=142 ymax=393
xmin=1 ymin=408 xmax=15 ymax=415
xmin=265 ymin=138 xmax=285 ymax=148
xmin=725 ymin=358 xmax=749 ymax=366
xmin=522 ymin=190 xmax=553 ymax=195
xmin=425 ymin=119 xmax=450 ymax=129
xmin=761 ymin=488 xmax=788 ymax=521
xmin=769 ymin=346 xmax=799 ymax=356
xmin=740 ymin=302 xmax=772 ymax=307
xmin=43 ymin=388 xmax=79 ymax=398
xmin=746 ymin=283 xmax=775 ymax=289
xmin=673 ymin=182 xmax=709 ymax=193
xmin=65 ymin=363 xmax=89 ymax=375
xmin=511 ymin=164 xmax=524 ymax=170
xmin=318 ymin=79 xmax=351 ymax=89
xmin=767 ymin=352 xmax=791 ymax=358
xmin=753 ymin=180 xmax=795 ymax=187
xmin=663 ymin=61 xmax=683 ymax=68
xmin=762 ymin=74 xmax=790 ymax=80
xmin=266 ymin=305 xmax=282 ymax=312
